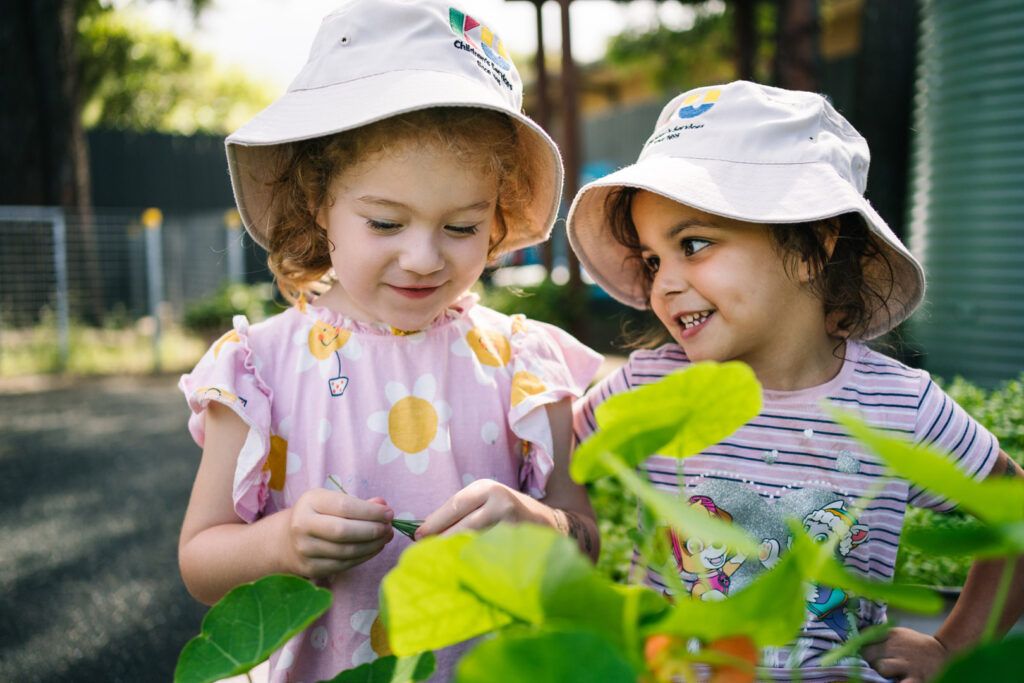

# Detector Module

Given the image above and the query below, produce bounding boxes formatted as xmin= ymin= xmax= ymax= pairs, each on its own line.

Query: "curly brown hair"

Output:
xmin=265 ymin=108 xmax=535 ymax=303
xmin=605 ymin=187 xmax=896 ymax=345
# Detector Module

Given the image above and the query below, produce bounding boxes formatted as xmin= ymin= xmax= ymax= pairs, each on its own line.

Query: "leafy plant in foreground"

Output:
xmin=177 ymin=362 xmax=1024 ymax=682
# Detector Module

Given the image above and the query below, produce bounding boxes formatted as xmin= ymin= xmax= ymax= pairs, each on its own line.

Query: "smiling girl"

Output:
xmin=569 ymin=81 xmax=1024 ymax=682
xmin=177 ymin=2 xmax=600 ymax=680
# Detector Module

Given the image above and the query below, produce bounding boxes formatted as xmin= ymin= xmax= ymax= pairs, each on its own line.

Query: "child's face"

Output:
xmin=315 ymin=142 xmax=497 ymax=331
xmin=631 ymin=191 xmax=829 ymax=384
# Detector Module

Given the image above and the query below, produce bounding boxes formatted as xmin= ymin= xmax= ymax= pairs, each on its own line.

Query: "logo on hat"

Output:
xmin=677 ymin=89 xmax=721 ymax=119
xmin=449 ymin=8 xmax=511 ymax=71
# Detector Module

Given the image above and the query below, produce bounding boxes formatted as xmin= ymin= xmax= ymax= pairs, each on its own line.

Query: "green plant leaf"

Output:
xmin=380 ymin=534 xmax=517 ymax=657
xmin=933 ymin=635 xmax=1024 ymax=682
xmin=174 ymin=574 xmax=332 ymax=683
xmin=571 ymin=362 xmax=761 ymax=482
xmin=647 ymin=549 xmax=807 ymax=647
xmin=904 ymin=520 xmax=1024 ymax=558
xmin=829 ymin=409 xmax=1024 ymax=524
xmin=454 ymin=628 xmax=636 ymax=683
xmin=321 ymin=652 xmax=436 ymax=683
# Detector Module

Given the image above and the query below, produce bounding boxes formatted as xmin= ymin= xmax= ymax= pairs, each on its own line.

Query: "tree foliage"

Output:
xmin=603 ymin=2 xmax=775 ymax=93
xmin=77 ymin=4 xmax=275 ymax=134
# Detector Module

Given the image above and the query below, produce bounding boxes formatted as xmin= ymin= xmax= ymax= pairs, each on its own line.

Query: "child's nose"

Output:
xmin=397 ymin=230 xmax=444 ymax=275
xmin=652 ymin=266 xmax=688 ymax=298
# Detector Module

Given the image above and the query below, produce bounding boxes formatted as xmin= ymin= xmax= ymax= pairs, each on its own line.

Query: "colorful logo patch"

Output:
xmin=677 ymin=89 xmax=721 ymax=119
xmin=449 ymin=8 xmax=510 ymax=71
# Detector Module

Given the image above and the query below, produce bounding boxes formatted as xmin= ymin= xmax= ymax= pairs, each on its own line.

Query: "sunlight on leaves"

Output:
xmin=380 ymin=534 xmax=516 ymax=656
xmin=572 ymin=362 xmax=761 ymax=482
xmin=174 ymin=575 xmax=331 ymax=683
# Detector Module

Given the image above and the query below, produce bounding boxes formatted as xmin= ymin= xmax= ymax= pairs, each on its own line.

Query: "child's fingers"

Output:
xmin=310 ymin=488 xmax=394 ymax=523
xmin=416 ymin=480 xmax=521 ymax=539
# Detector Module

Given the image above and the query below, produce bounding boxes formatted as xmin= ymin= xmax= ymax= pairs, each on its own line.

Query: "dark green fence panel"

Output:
xmin=907 ymin=0 xmax=1024 ymax=387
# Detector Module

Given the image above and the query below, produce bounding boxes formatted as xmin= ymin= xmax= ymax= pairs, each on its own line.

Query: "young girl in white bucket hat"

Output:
xmin=570 ymin=80 xmax=1024 ymax=682
xmin=178 ymin=2 xmax=601 ymax=680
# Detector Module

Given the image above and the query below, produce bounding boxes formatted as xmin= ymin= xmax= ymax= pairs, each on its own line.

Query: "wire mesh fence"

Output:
xmin=0 ymin=205 xmax=269 ymax=375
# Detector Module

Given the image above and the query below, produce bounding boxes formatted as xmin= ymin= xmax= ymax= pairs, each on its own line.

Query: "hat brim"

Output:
xmin=226 ymin=69 xmax=562 ymax=256
xmin=567 ymin=156 xmax=924 ymax=340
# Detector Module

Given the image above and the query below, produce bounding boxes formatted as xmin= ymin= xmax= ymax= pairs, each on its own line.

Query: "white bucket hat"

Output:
xmin=226 ymin=0 xmax=563 ymax=256
xmin=567 ymin=80 xmax=925 ymax=340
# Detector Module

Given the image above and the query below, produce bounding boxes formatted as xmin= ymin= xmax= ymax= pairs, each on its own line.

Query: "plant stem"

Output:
xmin=329 ymin=475 xmax=422 ymax=539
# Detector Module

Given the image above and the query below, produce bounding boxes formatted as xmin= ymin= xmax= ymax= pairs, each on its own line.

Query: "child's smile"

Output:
xmin=631 ymin=191 xmax=838 ymax=390
xmin=314 ymin=142 xmax=498 ymax=332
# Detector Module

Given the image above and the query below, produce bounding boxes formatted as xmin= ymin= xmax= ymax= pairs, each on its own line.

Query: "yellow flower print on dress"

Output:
xmin=511 ymin=369 xmax=547 ymax=407
xmin=367 ymin=374 xmax=451 ymax=475
xmin=350 ymin=609 xmax=391 ymax=666
xmin=451 ymin=321 xmax=512 ymax=385
xmin=262 ymin=434 xmax=288 ymax=491
xmin=297 ymin=320 xmax=362 ymax=375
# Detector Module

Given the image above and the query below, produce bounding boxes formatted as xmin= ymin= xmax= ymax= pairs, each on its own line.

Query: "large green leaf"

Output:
xmin=174 ymin=574 xmax=332 ymax=683
xmin=380 ymin=534 xmax=516 ymax=656
xmin=323 ymin=652 xmax=436 ymax=683
xmin=830 ymin=409 xmax=1024 ymax=524
xmin=933 ymin=635 xmax=1024 ymax=682
xmin=572 ymin=362 xmax=761 ymax=482
xmin=454 ymin=629 xmax=636 ymax=683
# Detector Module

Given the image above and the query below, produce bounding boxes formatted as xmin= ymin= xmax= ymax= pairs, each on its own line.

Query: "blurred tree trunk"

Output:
xmin=1 ymin=0 xmax=106 ymax=323
xmin=1 ymin=0 xmax=91 ymax=209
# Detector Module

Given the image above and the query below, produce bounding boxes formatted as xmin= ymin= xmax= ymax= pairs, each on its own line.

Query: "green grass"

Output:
xmin=0 ymin=323 xmax=207 ymax=376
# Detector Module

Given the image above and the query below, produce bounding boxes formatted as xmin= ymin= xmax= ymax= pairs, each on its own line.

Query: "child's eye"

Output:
xmin=682 ymin=238 xmax=711 ymax=256
xmin=642 ymin=254 xmax=660 ymax=273
xmin=367 ymin=219 xmax=401 ymax=232
xmin=445 ymin=224 xmax=479 ymax=236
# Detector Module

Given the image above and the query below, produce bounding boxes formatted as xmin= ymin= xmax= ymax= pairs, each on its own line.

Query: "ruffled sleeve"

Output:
xmin=506 ymin=315 xmax=603 ymax=497
xmin=178 ymin=315 xmax=273 ymax=522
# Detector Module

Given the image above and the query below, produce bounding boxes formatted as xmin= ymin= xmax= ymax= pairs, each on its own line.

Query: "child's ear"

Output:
xmin=799 ymin=218 xmax=840 ymax=282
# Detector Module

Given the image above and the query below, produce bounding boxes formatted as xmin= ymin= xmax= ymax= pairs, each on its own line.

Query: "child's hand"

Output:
xmin=415 ymin=479 xmax=544 ymax=540
xmin=861 ymin=626 xmax=948 ymax=683
xmin=281 ymin=488 xmax=395 ymax=578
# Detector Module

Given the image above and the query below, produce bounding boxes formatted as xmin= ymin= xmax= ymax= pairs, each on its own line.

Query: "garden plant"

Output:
xmin=174 ymin=362 xmax=1024 ymax=683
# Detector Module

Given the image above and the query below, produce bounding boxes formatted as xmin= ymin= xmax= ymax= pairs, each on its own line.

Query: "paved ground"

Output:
xmin=0 ymin=374 xmax=208 ymax=682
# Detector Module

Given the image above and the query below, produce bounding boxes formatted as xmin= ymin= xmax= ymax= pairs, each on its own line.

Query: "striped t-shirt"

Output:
xmin=574 ymin=341 xmax=999 ymax=682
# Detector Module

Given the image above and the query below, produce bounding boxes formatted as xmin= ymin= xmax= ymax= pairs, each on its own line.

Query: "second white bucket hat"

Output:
xmin=566 ymin=80 xmax=925 ymax=340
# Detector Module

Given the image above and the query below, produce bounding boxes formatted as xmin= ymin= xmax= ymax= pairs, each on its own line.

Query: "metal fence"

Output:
xmin=0 ymin=205 xmax=268 ymax=372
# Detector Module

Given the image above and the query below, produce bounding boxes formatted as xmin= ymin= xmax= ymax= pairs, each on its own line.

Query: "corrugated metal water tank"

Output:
xmin=907 ymin=0 xmax=1024 ymax=387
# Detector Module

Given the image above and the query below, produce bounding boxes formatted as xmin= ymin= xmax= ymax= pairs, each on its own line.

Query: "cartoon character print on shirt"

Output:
xmin=801 ymin=501 xmax=868 ymax=640
xmin=367 ymin=374 xmax=452 ymax=475
xmin=670 ymin=480 xmax=871 ymax=652
xmin=668 ymin=496 xmax=748 ymax=600
xmin=450 ymin=319 xmax=513 ymax=385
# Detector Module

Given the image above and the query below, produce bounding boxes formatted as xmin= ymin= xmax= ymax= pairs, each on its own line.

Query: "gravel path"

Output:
xmin=0 ymin=374 xmax=208 ymax=682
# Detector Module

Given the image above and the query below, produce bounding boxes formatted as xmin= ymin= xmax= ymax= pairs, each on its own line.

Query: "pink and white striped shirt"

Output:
xmin=574 ymin=341 xmax=999 ymax=682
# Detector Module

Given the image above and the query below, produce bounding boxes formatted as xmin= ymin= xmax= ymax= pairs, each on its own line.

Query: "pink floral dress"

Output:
xmin=180 ymin=293 xmax=601 ymax=682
